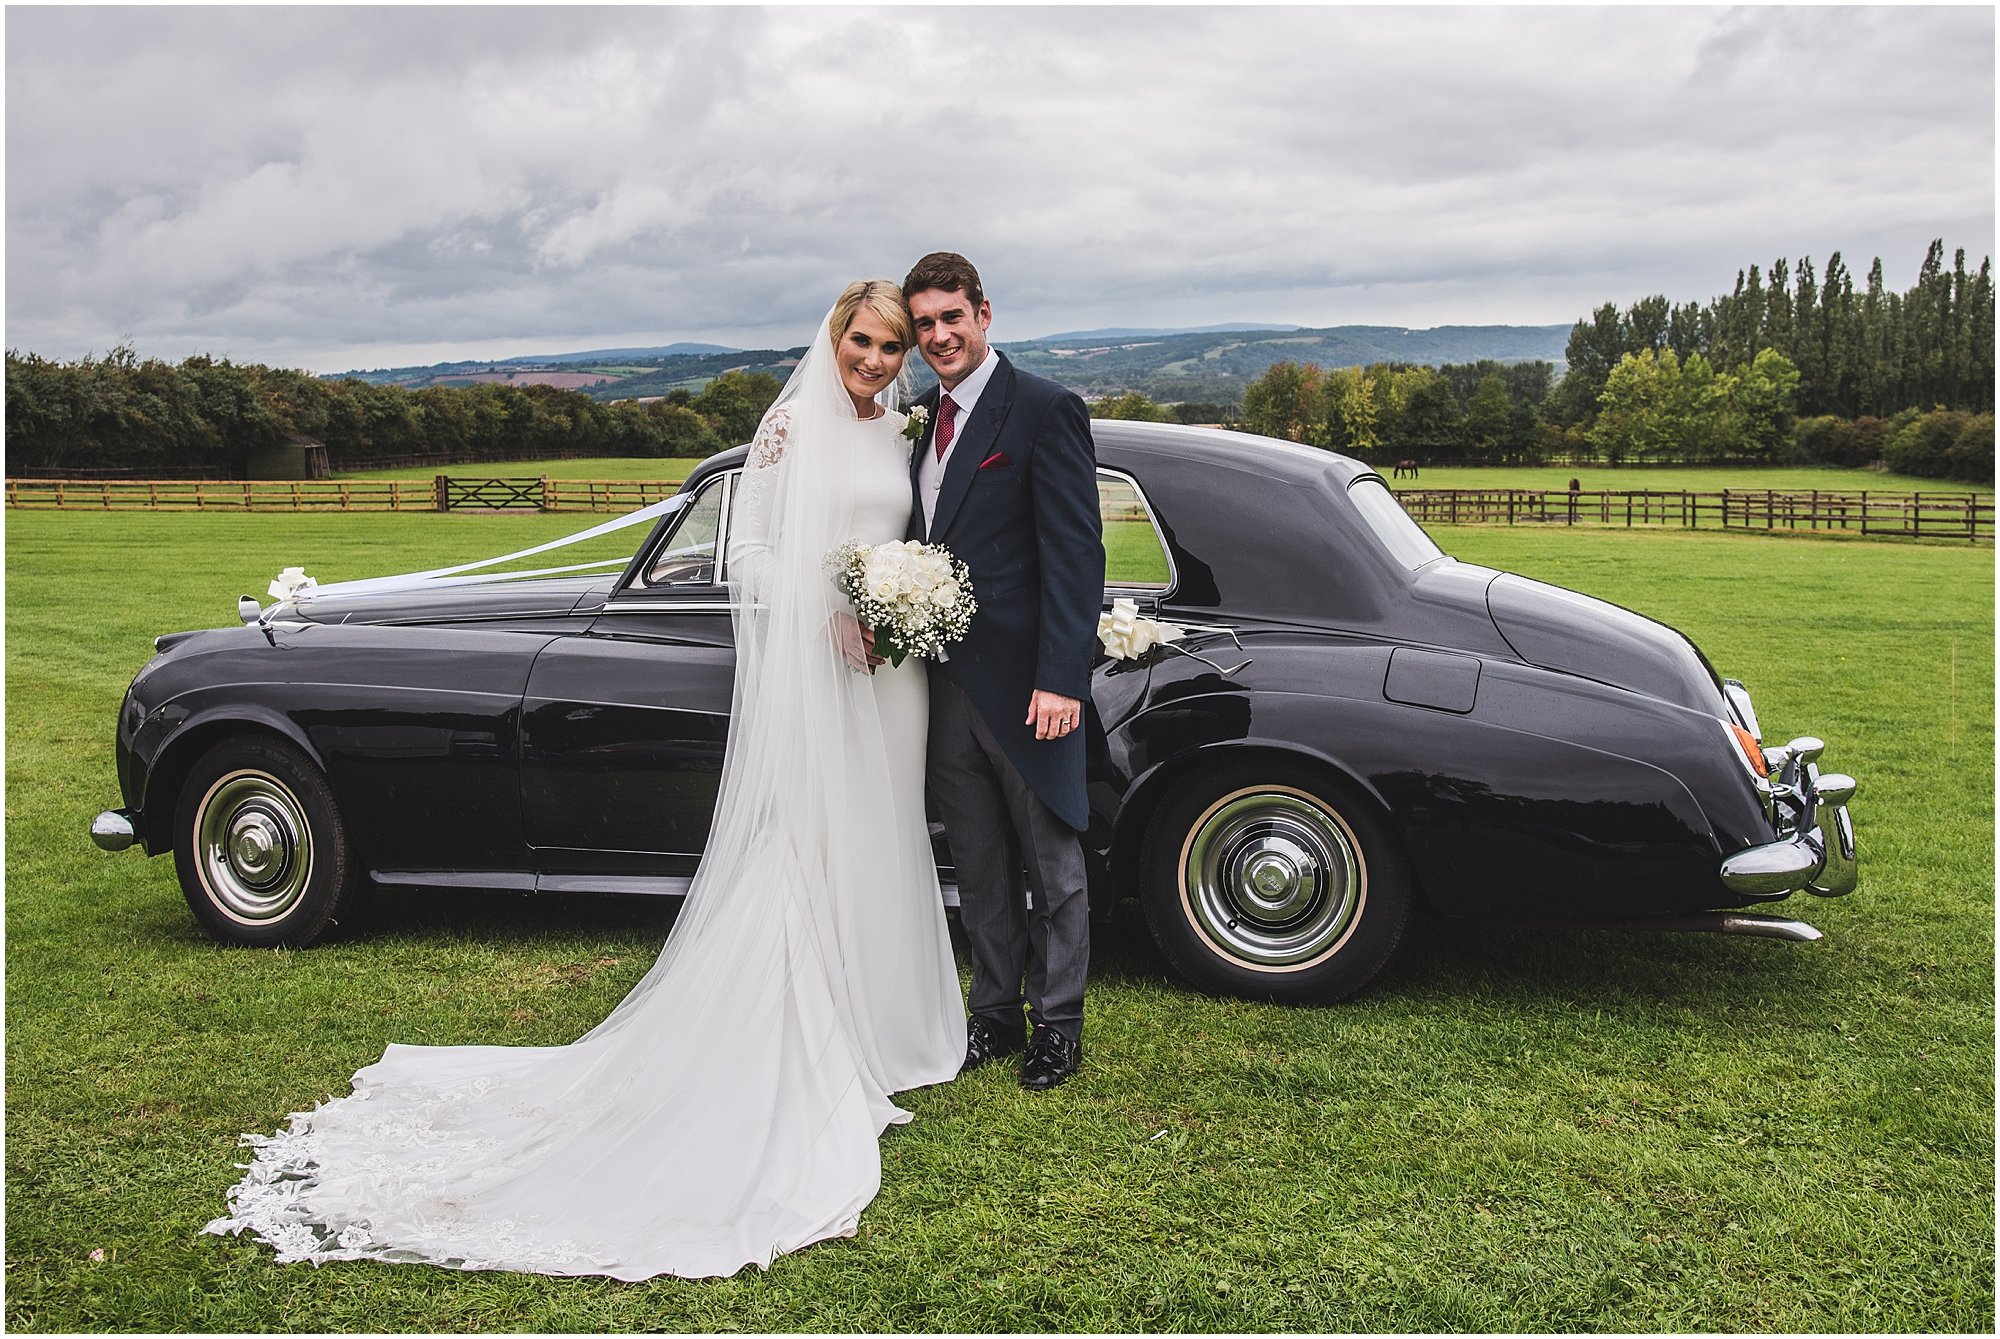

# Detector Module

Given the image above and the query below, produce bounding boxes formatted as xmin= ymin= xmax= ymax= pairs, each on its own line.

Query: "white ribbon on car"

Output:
xmin=266 ymin=494 xmax=690 ymax=609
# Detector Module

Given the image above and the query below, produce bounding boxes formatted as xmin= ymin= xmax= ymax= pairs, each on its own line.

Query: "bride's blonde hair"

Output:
xmin=829 ymin=279 xmax=915 ymax=349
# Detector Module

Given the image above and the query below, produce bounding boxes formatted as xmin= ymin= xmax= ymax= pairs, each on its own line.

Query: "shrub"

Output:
xmin=1785 ymin=415 xmax=1842 ymax=465
xmin=1883 ymin=408 xmax=1994 ymax=482
xmin=1089 ymin=392 xmax=1176 ymax=423
xmin=1946 ymin=413 xmax=1995 ymax=485
xmin=651 ymin=403 xmax=725 ymax=458
xmin=1882 ymin=409 xmax=1958 ymax=478
xmin=1834 ymin=416 xmax=1889 ymax=468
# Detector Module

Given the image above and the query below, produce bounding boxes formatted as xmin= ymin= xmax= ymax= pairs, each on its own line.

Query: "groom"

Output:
xmin=903 ymin=252 xmax=1104 ymax=1092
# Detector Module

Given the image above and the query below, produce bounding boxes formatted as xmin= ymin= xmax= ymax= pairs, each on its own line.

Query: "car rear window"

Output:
xmin=1099 ymin=471 xmax=1173 ymax=589
xmin=1348 ymin=477 xmax=1446 ymax=570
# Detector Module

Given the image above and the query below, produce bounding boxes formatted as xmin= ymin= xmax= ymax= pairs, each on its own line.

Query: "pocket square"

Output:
xmin=978 ymin=451 xmax=1014 ymax=470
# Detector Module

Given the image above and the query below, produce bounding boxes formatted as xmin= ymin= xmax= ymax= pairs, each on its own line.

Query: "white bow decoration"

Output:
xmin=1098 ymin=597 xmax=1184 ymax=660
xmin=267 ymin=567 xmax=318 ymax=601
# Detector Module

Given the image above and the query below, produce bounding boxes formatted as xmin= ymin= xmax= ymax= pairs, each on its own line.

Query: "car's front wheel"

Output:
xmin=1139 ymin=760 xmax=1410 ymax=1003
xmin=172 ymin=735 xmax=367 ymax=947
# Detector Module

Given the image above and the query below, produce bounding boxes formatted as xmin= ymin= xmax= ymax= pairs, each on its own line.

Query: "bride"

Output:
xmin=203 ymin=281 xmax=968 ymax=1280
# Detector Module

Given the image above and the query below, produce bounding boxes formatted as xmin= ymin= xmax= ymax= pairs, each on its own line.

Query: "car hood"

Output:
xmin=285 ymin=574 xmax=616 ymax=627
xmin=1486 ymin=573 xmax=1723 ymax=713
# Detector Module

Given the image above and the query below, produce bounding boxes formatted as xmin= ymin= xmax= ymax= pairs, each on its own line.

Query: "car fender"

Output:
xmin=131 ymin=689 xmax=328 ymax=853
xmin=1103 ymin=688 xmax=1407 ymax=906
xmin=1109 ymin=674 xmax=1727 ymax=922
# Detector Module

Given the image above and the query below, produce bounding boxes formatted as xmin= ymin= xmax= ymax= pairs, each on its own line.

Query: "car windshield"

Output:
xmin=1348 ymin=477 xmax=1446 ymax=570
xmin=643 ymin=476 xmax=724 ymax=586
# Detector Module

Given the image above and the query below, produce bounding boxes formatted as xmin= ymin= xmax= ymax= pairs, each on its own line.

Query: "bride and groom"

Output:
xmin=204 ymin=253 xmax=1107 ymax=1280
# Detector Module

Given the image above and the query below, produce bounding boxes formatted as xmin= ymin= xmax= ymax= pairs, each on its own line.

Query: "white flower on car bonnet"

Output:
xmin=268 ymin=567 xmax=318 ymax=602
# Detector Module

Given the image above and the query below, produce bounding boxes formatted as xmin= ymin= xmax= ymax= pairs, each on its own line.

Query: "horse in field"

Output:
xmin=1393 ymin=459 xmax=1420 ymax=478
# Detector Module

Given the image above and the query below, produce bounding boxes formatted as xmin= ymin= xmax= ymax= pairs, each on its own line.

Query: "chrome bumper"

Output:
xmin=1719 ymin=733 xmax=1858 ymax=898
xmin=91 ymin=808 xmax=140 ymax=852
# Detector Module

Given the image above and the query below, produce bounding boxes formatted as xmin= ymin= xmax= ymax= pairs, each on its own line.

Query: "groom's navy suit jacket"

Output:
xmin=908 ymin=353 xmax=1104 ymax=831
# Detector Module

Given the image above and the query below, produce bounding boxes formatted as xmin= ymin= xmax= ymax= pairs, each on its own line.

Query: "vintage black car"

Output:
xmin=91 ymin=423 xmax=1858 ymax=1001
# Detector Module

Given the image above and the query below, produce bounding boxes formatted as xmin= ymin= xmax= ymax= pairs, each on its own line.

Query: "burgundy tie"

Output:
xmin=935 ymin=395 xmax=958 ymax=460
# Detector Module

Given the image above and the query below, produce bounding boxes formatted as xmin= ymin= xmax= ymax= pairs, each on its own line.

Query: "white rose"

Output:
xmin=874 ymin=546 xmax=914 ymax=584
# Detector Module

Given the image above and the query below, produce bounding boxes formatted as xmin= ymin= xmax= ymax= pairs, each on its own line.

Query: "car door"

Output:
xmin=520 ymin=473 xmax=738 ymax=892
xmin=519 ymin=464 xmax=1181 ymax=894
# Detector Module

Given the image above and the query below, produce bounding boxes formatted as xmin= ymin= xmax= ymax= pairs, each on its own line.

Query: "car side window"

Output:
xmin=643 ymin=476 xmax=727 ymax=587
xmin=654 ymin=467 xmax=1174 ymax=592
xmin=1100 ymin=471 xmax=1172 ymax=590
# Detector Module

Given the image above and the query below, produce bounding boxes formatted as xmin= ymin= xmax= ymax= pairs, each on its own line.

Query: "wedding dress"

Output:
xmin=203 ymin=306 xmax=966 ymax=1280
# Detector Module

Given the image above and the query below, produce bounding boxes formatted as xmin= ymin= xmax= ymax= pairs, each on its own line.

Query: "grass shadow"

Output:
xmin=1377 ymin=911 xmax=1834 ymax=1014
xmin=1076 ymin=892 xmax=1835 ymax=1020
xmin=362 ymin=884 xmax=682 ymax=947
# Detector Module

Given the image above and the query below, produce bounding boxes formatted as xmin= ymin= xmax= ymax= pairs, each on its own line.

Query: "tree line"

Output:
xmin=3 ymin=345 xmax=783 ymax=474
xmin=7 ymin=239 xmax=1989 ymax=482
xmin=1212 ymin=240 xmax=1993 ymax=483
xmin=1552 ymin=239 xmax=1993 ymax=424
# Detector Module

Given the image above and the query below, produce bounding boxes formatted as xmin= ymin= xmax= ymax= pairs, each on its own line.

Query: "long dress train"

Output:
xmin=203 ymin=324 xmax=965 ymax=1280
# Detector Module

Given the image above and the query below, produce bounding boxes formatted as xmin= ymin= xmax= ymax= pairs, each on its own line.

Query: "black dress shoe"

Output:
xmin=1019 ymin=1026 xmax=1081 ymax=1091
xmin=960 ymin=1016 xmax=1026 ymax=1074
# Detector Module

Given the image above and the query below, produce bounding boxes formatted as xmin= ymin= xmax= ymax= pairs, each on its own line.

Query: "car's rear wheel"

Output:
xmin=172 ymin=735 xmax=367 ymax=947
xmin=1139 ymin=759 xmax=1410 ymax=1003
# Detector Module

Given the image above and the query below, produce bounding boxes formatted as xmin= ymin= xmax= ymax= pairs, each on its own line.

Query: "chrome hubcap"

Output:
xmin=1182 ymin=787 xmax=1364 ymax=968
xmin=196 ymin=770 xmax=312 ymax=923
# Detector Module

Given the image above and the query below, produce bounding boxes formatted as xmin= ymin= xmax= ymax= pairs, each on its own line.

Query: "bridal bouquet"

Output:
xmin=826 ymin=539 xmax=976 ymax=667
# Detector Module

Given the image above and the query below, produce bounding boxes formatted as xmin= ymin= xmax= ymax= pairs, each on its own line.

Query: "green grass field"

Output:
xmin=335 ymin=455 xmax=1990 ymax=497
xmin=6 ymin=510 xmax=1992 ymax=1331
xmin=338 ymin=457 xmax=700 ymax=482
xmin=1386 ymin=463 xmax=1992 ymax=494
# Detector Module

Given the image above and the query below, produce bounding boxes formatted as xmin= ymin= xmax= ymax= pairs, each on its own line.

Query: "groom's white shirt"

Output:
xmin=919 ymin=346 xmax=999 ymax=534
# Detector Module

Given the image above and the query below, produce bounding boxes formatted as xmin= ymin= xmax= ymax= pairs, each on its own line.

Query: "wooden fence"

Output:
xmin=7 ymin=475 xmax=1991 ymax=541
xmin=5 ymin=475 xmax=686 ymax=515
xmin=1390 ymin=487 xmax=1993 ymax=541
xmin=4 ymin=477 xmax=436 ymax=511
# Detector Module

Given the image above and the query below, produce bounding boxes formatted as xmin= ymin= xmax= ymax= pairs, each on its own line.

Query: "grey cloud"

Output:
xmin=6 ymin=6 xmax=1991 ymax=370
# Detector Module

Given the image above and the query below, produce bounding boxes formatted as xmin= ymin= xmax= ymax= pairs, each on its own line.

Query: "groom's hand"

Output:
xmin=1027 ymin=690 xmax=1083 ymax=741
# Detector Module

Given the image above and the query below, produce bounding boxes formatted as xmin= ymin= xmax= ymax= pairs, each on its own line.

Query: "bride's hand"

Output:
xmin=833 ymin=612 xmax=884 ymax=673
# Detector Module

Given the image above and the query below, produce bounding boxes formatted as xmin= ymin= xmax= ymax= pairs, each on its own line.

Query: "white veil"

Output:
xmin=204 ymin=301 xmax=959 ymax=1281
xmin=580 ymin=302 xmax=896 ymax=1039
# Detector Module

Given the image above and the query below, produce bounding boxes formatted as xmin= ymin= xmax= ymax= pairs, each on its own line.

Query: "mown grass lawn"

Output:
xmin=338 ymin=457 xmax=701 ymax=483
xmin=331 ymin=454 xmax=1990 ymax=498
xmin=6 ymin=510 xmax=1992 ymax=1331
xmin=1387 ymin=463 xmax=1991 ymax=494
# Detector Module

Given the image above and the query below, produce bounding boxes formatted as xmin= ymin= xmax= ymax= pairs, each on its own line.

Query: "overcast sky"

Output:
xmin=6 ymin=5 xmax=1993 ymax=372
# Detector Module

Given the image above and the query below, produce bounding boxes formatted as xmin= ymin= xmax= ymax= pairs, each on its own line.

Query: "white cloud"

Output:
xmin=6 ymin=5 xmax=1991 ymax=370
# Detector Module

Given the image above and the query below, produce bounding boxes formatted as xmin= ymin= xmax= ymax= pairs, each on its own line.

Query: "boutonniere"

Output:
xmin=900 ymin=404 xmax=930 ymax=444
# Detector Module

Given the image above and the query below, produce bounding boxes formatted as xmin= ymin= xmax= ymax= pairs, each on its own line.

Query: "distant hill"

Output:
xmin=996 ymin=323 xmax=1571 ymax=404
xmin=518 ymin=342 xmax=737 ymax=364
xmin=333 ymin=344 xmax=772 ymax=393
xmin=1027 ymin=322 xmax=1304 ymax=341
xmin=329 ymin=323 xmax=1570 ymax=405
